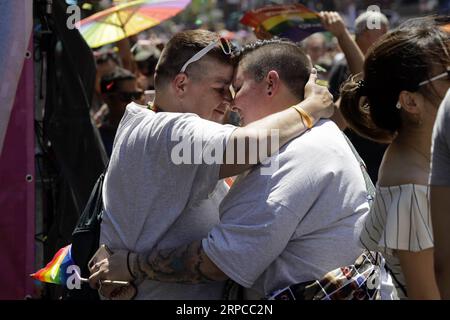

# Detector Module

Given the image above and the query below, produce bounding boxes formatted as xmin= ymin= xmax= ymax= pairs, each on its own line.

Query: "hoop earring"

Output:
xmin=396 ymin=102 xmax=402 ymax=109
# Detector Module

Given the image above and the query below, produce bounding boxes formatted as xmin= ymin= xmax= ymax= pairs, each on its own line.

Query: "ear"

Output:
xmin=398 ymin=90 xmax=424 ymax=114
xmin=172 ymin=73 xmax=189 ymax=98
xmin=265 ymin=70 xmax=281 ymax=97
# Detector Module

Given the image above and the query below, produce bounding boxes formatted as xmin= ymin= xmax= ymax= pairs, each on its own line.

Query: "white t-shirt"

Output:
xmin=100 ymin=103 xmax=236 ymax=299
xmin=203 ymin=120 xmax=370 ymax=297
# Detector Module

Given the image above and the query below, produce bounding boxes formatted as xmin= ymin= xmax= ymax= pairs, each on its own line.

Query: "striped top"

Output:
xmin=359 ymin=184 xmax=434 ymax=299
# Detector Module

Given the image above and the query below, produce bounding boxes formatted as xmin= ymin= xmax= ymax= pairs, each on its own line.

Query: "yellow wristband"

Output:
xmin=291 ymin=104 xmax=314 ymax=129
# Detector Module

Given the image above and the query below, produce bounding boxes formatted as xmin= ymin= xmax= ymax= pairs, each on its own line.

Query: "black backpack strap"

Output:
xmin=73 ymin=160 xmax=108 ymax=233
xmin=342 ymin=134 xmax=376 ymax=200
xmin=343 ymin=134 xmax=409 ymax=296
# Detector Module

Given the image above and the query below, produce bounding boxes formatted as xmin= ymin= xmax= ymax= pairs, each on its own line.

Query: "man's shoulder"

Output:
xmin=120 ymin=104 xmax=202 ymax=132
xmin=119 ymin=102 xmax=153 ymax=129
xmin=275 ymin=120 xmax=350 ymax=169
xmin=288 ymin=119 xmax=341 ymax=147
xmin=245 ymin=122 xmax=343 ymax=184
xmin=124 ymin=103 xmax=202 ymax=120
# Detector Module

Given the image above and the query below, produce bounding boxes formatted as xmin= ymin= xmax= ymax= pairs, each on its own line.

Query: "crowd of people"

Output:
xmin=81 ymin=9 xmax=450 ymax=300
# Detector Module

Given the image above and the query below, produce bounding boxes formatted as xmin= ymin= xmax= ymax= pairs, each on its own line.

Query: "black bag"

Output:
xmin=64 ymin=165 xmax=107 ymax=300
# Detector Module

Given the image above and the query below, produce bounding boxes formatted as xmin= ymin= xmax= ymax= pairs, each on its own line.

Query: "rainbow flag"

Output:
xmin=240 ymin=4 xmax=324 ymax=42
xmin=31 ymin=244 xmax=76 ymax=285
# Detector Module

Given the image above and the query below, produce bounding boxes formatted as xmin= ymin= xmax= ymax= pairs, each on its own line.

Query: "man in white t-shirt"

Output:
xmin=90 ymin=39 xmax=369 ymax=299
xmin=92 ymin=32 xmax=334 ymax=299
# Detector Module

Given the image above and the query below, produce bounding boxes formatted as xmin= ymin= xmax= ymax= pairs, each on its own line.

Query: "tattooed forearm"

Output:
xmin=130 ymin=240 xmax=227 ymax=284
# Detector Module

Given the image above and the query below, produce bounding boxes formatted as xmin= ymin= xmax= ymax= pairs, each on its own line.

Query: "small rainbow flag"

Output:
xmin=31 ymin=244 xmax=76 ymax=285
xmin=240 ymin=4 xmax=325 ymax=42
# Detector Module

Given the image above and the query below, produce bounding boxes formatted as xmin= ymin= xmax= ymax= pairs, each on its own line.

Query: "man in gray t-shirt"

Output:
xmin=101 ymin=105 xmax=235 ymax=299
xmin=203 ymin=119 xmax=368 ymax=297
xmin=90 ymin=40 xmax=366 ymax=299
xmin=430 ymin=88 xmax=450 ymax=299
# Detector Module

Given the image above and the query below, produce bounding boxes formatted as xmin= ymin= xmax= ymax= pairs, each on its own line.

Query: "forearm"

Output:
xmin=435 ymin=263 xmax=450 ymax=299
xmin=330 ymin=98 xmax=347 ymax=130
xmin=117 ymin=38 xmax=136 ymax=74
xmin=397 ymin=249 xmax=440 ymax=299
xmin=431 ymin=186 xmax=450 ymax=298
xmin=129 ymin=240 xmax=227 ymax=284
xmin=337 ymin=30 xmax=364 ymax=75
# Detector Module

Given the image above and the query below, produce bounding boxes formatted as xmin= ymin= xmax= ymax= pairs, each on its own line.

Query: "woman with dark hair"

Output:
xmin=340 ymin=21 xmax=449 ymax=299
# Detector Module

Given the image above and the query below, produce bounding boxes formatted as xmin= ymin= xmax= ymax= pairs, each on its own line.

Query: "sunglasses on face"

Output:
xmin=110 ymin=91 xmax=144 ymax=102
xmin=180 ymin=37 xmax=232 ymax=74
xmin=419 ymin=66 xmax=450 ymax=86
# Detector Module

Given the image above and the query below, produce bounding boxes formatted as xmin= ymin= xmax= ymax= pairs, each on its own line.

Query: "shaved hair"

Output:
xmin=154 ymin=30 xmax=235 ymax=90
xmin=236 ymin=39 xmax=311 ymax=100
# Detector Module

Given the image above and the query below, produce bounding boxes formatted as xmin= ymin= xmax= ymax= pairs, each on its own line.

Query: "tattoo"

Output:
xmin=131 ymin=240 xmax=227 ymax=284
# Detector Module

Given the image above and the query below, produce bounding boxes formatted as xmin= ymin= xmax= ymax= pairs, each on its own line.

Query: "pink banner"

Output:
xmin=0 ymin=44 xmax=35 ymax=299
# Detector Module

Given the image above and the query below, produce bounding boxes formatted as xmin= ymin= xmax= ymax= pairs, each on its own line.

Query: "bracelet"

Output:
xmin=291 ymin=104 xmax=314 ymax=129
xmin=127 ymin=251 xmax=136 ymax=280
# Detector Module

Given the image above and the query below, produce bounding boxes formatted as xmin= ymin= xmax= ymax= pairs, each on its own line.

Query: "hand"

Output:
xmin=89 ymin=249 xmax=134 ymax=289
xmin=301 ymin=68 xmax=334 ymax=120
xmin=319 ymin=11 xmax=348 ymax=39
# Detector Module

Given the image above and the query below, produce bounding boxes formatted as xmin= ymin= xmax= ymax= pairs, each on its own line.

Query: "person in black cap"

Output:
xmin=99 ymin=67 xmax=144 ymax=156
xmin=134 ymin=44 xmax=161 ymax=91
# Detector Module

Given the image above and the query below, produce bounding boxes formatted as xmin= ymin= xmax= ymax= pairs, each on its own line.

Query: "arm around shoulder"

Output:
xmin=219 ymin=69 xmax=334 ymax=178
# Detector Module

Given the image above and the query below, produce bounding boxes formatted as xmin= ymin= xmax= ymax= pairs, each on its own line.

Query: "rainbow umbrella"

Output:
xmin=79 ymin=0 xmax=191 ymax=48
xmin=240 ymin=4 xmax=324 ymax=42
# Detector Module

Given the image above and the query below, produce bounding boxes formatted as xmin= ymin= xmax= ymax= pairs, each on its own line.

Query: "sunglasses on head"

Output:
xmin=180 ymin=37 xmax=232 ymax=73
xmin=419 ymin=66 xmax=450 ymax=86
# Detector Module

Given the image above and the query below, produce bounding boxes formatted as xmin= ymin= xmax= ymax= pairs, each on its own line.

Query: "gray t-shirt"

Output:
xmin=430 ymin=89 xmax=450 ymax=186
xmin=100 ymin=103 xmax=236 ymax=299
xmin=203 ymin=120 xmax=370 ymax=297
